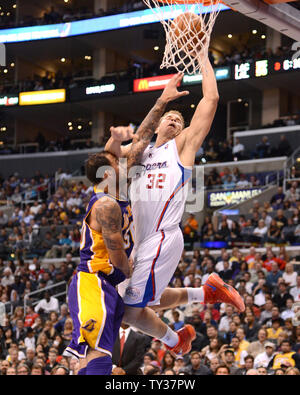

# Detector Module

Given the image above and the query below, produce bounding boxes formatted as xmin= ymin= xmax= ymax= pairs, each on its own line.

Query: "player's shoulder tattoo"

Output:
xmin=94 ymin=196 xmax=122 ymax=234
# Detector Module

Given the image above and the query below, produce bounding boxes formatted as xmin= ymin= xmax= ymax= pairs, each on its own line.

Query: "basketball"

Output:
xmin=171 ymin=11 xmax=205 ymax=52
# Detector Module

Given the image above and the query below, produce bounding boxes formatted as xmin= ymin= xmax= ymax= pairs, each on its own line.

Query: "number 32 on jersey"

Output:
xmin=146 ymin=173 xmax=166 ymax=189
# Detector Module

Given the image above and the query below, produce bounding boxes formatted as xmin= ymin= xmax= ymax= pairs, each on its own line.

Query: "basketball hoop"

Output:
xmin=143 ymin=0 xmax=221 ymax=74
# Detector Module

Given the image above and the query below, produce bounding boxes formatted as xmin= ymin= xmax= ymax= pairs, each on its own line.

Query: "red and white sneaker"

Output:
xmin=165 ymin=324 xmax=196 ymax=356
xmin=203 ymin=273 xmax=245 ymax=312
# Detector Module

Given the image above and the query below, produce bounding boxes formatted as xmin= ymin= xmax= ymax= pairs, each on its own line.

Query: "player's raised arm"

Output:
xmin=104 ymin=73 xmax=189 ymax=166
xmin=94 ymin=197 xmax=132 ymax=278
xmin=127 ymin=73 xmax=189 ymax=168
xmin=179 ymin=55 xmax=219 ymax=164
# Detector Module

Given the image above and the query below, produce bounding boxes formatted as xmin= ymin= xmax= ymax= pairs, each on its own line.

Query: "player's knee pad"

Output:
xmin=86 ymin=355 xmax=112 ymax=375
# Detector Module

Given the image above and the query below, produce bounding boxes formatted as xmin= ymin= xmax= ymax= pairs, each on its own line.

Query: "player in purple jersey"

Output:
xmin=65 ymin=74 xmax=188 ymax=375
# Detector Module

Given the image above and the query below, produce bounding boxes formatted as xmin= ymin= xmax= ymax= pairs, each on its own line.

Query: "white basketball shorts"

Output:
xmin=120 ymin=226 xmax=184 ymax=307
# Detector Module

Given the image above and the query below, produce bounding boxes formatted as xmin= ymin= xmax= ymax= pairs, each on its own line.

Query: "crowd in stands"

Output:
xmin=0 ymin=2 xmax=146 ymax=29
xmin=0 ymin=164 xmax=299 ymax=375
xmin=0 ymin=68 xmax=93 ymax=96
xmin=198 ymin=133 xmax=296 ymax=166
xmin=183 ymin=181 xmax=300 ymax=248
xmin=0 ymin=169 xmax=92 ymax=262
xmin=0 ymin=242 xmax=300 ymax=375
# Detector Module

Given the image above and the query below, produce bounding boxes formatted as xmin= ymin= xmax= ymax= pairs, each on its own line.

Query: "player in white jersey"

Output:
xmin=106 ymin=54 xmax=245 ymax=355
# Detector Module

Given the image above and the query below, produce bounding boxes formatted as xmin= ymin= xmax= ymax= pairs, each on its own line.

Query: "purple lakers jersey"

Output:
xmin=77 ymin=188 xmax=134 ymax=284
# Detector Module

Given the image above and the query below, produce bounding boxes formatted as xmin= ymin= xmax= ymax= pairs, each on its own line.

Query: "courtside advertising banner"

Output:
xmin=208 ymin=188 xmax=264 ymax=208
xmin=69 ymin=80 xmax=130 ymax=102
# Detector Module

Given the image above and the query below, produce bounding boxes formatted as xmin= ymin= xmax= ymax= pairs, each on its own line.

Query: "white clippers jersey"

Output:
xmin=130 ymin=138 xmax=192 ymax=247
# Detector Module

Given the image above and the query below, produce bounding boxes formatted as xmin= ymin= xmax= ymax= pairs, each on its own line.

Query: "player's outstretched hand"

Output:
xmin=160 ymin=72 xmax=189 ymax=103
xmin=110 ymin=125 xmax=135 ymax=142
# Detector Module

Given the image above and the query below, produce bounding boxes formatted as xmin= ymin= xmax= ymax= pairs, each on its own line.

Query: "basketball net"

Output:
xmin=142 ymin=0 xmax=221 ymax=74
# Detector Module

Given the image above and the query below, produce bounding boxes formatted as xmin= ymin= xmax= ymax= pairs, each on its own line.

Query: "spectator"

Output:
xmin=285 ymin=367 xmax=300 ymax=375
xmin=246 ymin=328 xmax=268 ymax=358
xmin=219 ymin=346 xmax=242 ymax=375
xmin=183 ymin=214 xmax=199 ymax=245
xmin=270 ymin=188 xmax=285 ymax=209
xmin=263 ymin=305 xmax=285 ymax=328
xmin=235 ymin=327 xmax=250 ymax=351
xmin=253 ymin=341 xmax=276 ymax=369
xmin=61 ymin=318 xmax=73 ymax=347
xmin=243 ymin=309 xmax=261 ymax=341
xmin=266 ymin=318 xmax=284 ymax=341
xmin=272 ymin=340 xmax=296 ymax=369
xmin=277 ymin=135 xmax=292 ymax=157
xmin=290 ymin=275 xmax=300 ymax=302
xmin=281 ymin=298 xmax=295 ymax=321
xmin=31 ymin=363 xmax=44 ymax=375
xmin=252 ymin=220 xmax=268 ymax=244
xmin=51 ymin=365 xmax=69 ymax=375
xmin=246 ymin=368 xmax=259 ymax=375
xmin=17 ymin=363 xmax=31 ymax=375
xmin=6 ymin=366 xmax=17 ymax=375
xmin=112 ymin=324 xmax=147 ymax=375
xmin=230 ymin=336 xmax=248 ymax=368
xmin=266 ymin=219 xmax=282 ymax=243
xmin=24 ymin=327 xmax=36 ymax=350
xmin=185 ymin=351 xmax=212 ymax=375
xmin=272 ymin=282 xmax=293 ymax=310
xmin=170 ymin=311 xmax=184 ymax=331
xmin=255 ymin=136 xmax=271 ymax=158
xmin=45 ymin=348 xmax=59 ymax=374
xmin=223 ymin=175 xmax=236 ymax=190
xmin=13 ymin=318 xmax=27 ymax=343
xmin=232 ymin=138 xmax=245 ymax=160
xmin=1 ymin=268 xmax=15 ymax=287
xmin=24 ymin=348 xmax=36 ymax=369
xmin=161 ymin=351 xmax=176 ymax=373
xmin=282 ymin=263 xmax=298 ymax=287
xmin=215 ymin=364 xmax=230 ymax=375
xmin=218 ymin=305 xmax=235 ymax=333
xmin=219 ymin=261 xmax=234 ymax=281
xmin=201 ymin=338 xmax=222 ymax=363
xmin=259 ymin=300 xmax=274 ymax=324
xmin=266 ymin=262 xmax=283 ymax=289
xmin=34 ymin=290 xmax=60 ymax=316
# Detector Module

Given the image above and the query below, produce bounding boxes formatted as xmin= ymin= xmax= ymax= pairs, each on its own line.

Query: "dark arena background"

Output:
xmin=0 ymin=0 xmax=300 ymax=380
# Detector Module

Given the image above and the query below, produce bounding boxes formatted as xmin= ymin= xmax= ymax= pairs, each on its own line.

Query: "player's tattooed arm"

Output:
xmin=126 ymin=97 xmax=168 ymax=169
xmin=94 ymin=197 xmax=132 ymax=278
xmin=105 ymin=73 xmax=189 ymax=166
